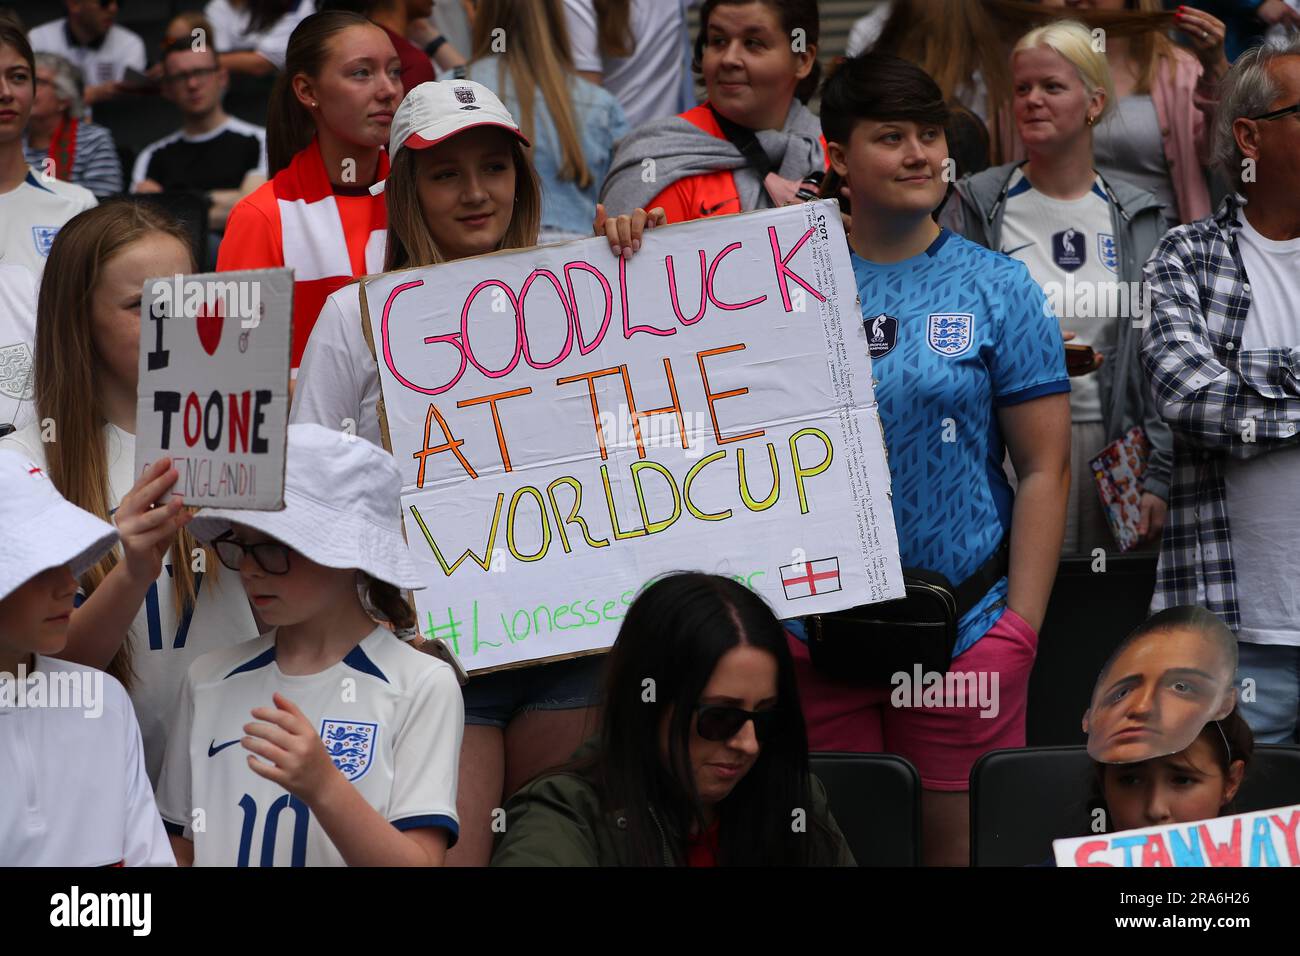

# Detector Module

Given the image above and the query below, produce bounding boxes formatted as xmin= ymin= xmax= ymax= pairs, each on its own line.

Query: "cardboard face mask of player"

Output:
xmin=1082 ymin=621 xmax=1238 ymax=765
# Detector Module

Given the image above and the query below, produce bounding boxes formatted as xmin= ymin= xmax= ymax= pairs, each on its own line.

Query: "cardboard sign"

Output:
xmin=1054 ymin=804 xmax=1300 ymax=867
xmin=134 ymin=268 xmax=292 ymax=509
xmin=361 ymin=202 xmax=904 ymax=673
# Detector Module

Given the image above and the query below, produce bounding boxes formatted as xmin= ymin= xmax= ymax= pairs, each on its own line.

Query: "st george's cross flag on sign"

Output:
xmin=780 ymin=557 xmax=842 ymax=600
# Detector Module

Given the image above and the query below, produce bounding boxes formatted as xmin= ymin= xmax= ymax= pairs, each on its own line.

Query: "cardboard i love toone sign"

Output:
xmin=134 ymin=268 xmax=293 ymax=509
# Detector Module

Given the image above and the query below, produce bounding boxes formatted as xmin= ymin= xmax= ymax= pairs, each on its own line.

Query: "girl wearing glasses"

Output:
xmin=491 ymin=572 xmax=854 ymax=866
xmin=0 ymin=201 xmax=258 ymax=785
xmin=157 ymin=424 xmax=463 ymax=865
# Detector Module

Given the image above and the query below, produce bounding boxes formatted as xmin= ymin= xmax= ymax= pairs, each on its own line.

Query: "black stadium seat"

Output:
xmin=970 ymin=745 xmax=1096 ymax=867
xmin=810 ymin=751 xmax=921 ymax=866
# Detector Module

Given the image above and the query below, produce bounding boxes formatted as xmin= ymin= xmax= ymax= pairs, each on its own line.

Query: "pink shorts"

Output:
xmin=788 ymin=607 xmax=1039 ymax=791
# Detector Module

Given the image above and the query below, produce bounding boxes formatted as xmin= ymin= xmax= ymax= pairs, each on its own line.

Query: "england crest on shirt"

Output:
xmin=320 ymin=720 xmax=377 ymax=782
xmin=0 ymin=342 xmax=34 ymax=400
xmin=927 ymin=313 xmax=974 ymax=357
xmin=31 ymin=226 xmax=58 ymax=257
xmin=865 ymin=313 xmax=898 ymax=359
xmin=1097 ymin=233 xmax=1118 ymax=274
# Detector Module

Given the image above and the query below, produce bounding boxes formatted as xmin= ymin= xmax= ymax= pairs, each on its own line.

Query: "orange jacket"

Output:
xmin=649 ymin=104 xmax=829 ymax=224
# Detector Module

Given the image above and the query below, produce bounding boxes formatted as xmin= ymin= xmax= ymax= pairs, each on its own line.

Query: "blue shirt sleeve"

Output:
xmin=990 ymin=259 xmax=1070 ymax=407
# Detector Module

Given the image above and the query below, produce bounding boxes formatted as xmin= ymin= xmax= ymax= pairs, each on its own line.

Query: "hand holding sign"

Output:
xmin=593 ymin=203 xmax=667 ymax=258
xmin=114 ymin=457 xmax=192 ymax=587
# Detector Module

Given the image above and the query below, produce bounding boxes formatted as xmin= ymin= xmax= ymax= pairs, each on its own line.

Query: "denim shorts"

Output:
xmin=462 ymin=653 xmax=607 ymax=728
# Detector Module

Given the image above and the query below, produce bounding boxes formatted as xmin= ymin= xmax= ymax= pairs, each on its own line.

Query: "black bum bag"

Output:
xmin=805 ymin=539 xmax=1010 ymax=683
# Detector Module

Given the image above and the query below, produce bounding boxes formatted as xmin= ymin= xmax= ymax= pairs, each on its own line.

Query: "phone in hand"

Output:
xmin=1065 ymin=342 xmax=1098 ymax=376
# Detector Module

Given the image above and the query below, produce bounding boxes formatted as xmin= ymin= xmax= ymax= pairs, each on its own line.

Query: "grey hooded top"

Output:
xmin=598 ymin=100 xmax=824 ymax=216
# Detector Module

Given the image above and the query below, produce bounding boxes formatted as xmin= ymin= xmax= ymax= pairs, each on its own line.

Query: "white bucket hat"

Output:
xmin=370 ymin=79 xmax=531 ymax=196
xmin=0 ymin=450 xmax=119 ymax=603
xmin=188 ymin=424 xmax=425 ymax=590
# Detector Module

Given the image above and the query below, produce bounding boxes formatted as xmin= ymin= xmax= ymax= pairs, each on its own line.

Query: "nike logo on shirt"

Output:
xmin=1002 ymin=242 xmax=1034 ymax=256
xmin=699 ymin=198 xmax=738 ymax=217
xmin=208 ymin=738 xmax=241 ymax=757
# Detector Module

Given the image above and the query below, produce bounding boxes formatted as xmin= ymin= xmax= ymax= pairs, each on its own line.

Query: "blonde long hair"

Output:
xmin=33 ymin=201 xmax=209 ymax=689
xmin=383 ymin=138 xmax=542 ymax=272
xmin=469 ymin=0 xmax=593 ymax=188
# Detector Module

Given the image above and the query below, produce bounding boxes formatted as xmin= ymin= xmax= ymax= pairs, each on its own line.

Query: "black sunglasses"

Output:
xmin=213 ymin=532 xmax=291 ymax=575
xmin=1250 ymin=101 xmax=1300 ymax=122
xmin=695 ymin=704 xmax=783 ymax=743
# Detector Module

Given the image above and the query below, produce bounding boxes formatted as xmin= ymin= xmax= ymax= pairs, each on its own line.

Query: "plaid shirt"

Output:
xmin=1141 ymin=194 xmax=1300 ymax=630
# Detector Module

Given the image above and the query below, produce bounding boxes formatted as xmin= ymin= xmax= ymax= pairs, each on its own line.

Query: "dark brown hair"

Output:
xmin=0 ymin=13 xmax=34 ymax=78
xmin=593 ymin=0 xmax=634 ymax=58
xmin=267 ymin=10 xmax=377 ymax=177
xmin=367 ymin=578 xmax=415 ymax=632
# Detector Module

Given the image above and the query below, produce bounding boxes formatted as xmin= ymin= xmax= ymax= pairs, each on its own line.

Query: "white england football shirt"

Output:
xmin=156 ymin=627 xmax=463 ymax=866
xmin=27 ymin=19 xmax=146 ymax=87
xmin=0 ymin=169 xmax=96 ymax=279
xmin=0 ymin=656 xmax=174 ymax=866
xmin=0 ymin=263 xmax=37 ymax=436
xmin=999 ymin=168 xmax=1118 ymax=423
xmin=0 ymin=422 xmax=260 ymax=783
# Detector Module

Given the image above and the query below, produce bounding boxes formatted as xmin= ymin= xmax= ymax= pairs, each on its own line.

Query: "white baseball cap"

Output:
xmin=370 ymin=79 xmax=531 ymax=196
xmin=0 ymin=450 xmax=119 ymax=603
xmin=188 ymin=424 xmax=425 ymax=591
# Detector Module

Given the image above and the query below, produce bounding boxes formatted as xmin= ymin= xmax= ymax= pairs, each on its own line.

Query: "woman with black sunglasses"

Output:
xmin=491 ymin=572 xmax=854 ymax=866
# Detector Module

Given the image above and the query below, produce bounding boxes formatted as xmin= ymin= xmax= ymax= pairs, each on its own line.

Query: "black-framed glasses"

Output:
xmin=695 ymin=704 xmax=783 ymax=743
xmin=1250 ymin=101 xmax=1300 ymax=122
xmin=163 ymin=66 xmax=219 ymax=87
xmin=213 ymin=532 xmax=291 ymax=575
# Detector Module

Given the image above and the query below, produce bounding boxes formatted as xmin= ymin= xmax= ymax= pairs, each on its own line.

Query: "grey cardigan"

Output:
xmin=939 ymin=162 xmax=1173 ymax=501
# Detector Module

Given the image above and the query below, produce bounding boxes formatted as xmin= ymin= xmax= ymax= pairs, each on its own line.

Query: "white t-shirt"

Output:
xmin=204 ymin=0 xmax=258 ymax=52
xmin=27 ymin=19 xmax=146 ymax=87
xmin=999 ymin=169 xmax=1118 ymax=423
xmin=202 ymin=0 xmax=311 ymax=65
xmin=0 ymin=656 xmax=174 ymax=866
xmin=0 ymin=169 xmax=96 ymax=279
xmin=0 ymin=422 xmax=260 ymax=783
xmin=0 ymin=263 xmax=37 ymax=436
xmin=1223 ymin=216 xmax=1300 ymax=647
xmin=156 ymin=627 xmax=463 ymax=866
xmin=563 ymin=0 xmax=692 ymax=128
xmin=291 ymin=283 xmax=383 ymax=447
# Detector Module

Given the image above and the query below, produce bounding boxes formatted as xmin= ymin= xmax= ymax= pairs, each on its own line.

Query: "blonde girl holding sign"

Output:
xmin=292 ymin=78 xmax=663 ymax=864
xmin=0 ymin=202 xmax=258 ymax=785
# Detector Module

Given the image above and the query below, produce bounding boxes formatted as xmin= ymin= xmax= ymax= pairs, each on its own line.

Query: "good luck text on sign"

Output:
xmin=363 ymin=202 xmax=902 ymax=673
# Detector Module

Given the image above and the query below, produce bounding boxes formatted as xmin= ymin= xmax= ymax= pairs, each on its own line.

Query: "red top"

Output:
xmin=381 ymin=25 xmax=436 ymax=95
xmin=686 ymin=819 xmax=721 ymax=867
xmin=648 ymin=104 xmax=829 ymax=225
